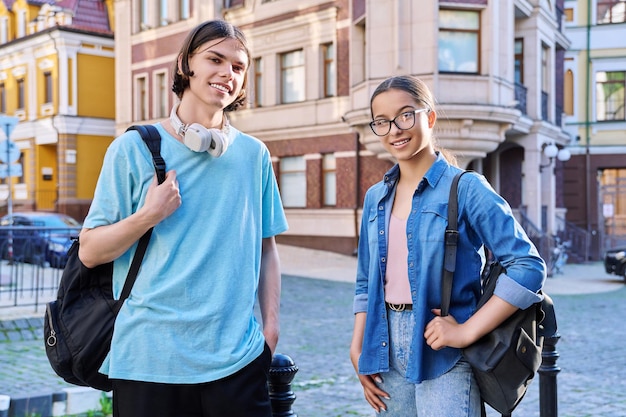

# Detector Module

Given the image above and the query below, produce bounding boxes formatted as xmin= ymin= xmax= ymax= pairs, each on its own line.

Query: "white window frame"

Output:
xmin=322 ymin=153 xmax=336 ymax=206
xmin=253 ymin=57 xmax=263 ymax=108
xmin=0 ymin=16 xmax=8 ymax=44
xmin=438 ymin=9 xmax=481 ymax=74
xmin=134 ymin=74 xmax=149 ymax=121
xmin=595 ymin=70 xmax=625 ymax=121
xmin=280 ymin=156 xmax=307 ymax=208
xmin=153 ymin=69 xmax=169 ymax=119
xmin=592 ymin=61 xmax=626 ymax=124
xmin=321 ymin=43 xmax=336 ymax=98
xmin=280 ymin=50 xmax=305 ymax=104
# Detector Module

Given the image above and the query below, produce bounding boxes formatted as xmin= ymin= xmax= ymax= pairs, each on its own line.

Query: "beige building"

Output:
xmin=115 ymin=0 xmax=575 ymax=262
xmin=562 ymin=0 xmax=626 ymax=258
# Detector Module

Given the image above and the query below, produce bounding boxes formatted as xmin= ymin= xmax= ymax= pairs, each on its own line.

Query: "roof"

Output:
xmin=60 ymin=0 xmax=112 ymax=35
xmin=1 ymin=0 xmax=112 ymax=35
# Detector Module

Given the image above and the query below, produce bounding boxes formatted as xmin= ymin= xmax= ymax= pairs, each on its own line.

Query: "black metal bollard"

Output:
xmin=269 ymin=353 xmax=298 ymax=417
xmin=538 ymin=294 xmax=560 ymax=417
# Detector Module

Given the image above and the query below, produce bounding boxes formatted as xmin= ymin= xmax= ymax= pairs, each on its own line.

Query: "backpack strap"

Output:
xmin=126 ymin=125 xmax=166 ymax=183
xmin=116 ymin=125 xmax=165 ymax=308
xmin=441 ymin=172 xmax=505 ymax=417
xmin=440 ymin=171 xmax=467 ymax=317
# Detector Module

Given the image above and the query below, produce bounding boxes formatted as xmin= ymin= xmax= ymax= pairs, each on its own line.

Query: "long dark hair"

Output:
xmin=172 ymin=20 xmax=250 ymax=112
xmin=370 ymin=75 xmax=457 ymax=166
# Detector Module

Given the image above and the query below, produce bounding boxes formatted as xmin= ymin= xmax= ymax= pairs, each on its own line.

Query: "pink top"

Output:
xmin=384 ymin=214 xmax=412 ymax=304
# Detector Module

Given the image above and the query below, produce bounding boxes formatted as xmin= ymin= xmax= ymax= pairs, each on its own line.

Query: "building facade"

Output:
xmin=112 ymin=0 xmax=578 ymax=261
xmin=233 ymin=0 xmax=575 ymax=260
xmin=562 ymin=0 xmax=626 ymax=259
xmin=0 ymin=0 xmax=115 ymax=222
xmin=1 ymin=0 xmax=593 ymax=263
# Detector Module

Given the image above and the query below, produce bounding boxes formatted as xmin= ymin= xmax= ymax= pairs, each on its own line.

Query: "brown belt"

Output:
xmin=385 ymin=302 xmax=413 ymax=312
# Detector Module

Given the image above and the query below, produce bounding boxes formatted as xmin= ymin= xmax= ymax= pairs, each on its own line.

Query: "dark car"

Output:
xmin=0 ymin=212 xmax=81 ymax=268
xmin=604 ymin=247 xmax=626 ymax=283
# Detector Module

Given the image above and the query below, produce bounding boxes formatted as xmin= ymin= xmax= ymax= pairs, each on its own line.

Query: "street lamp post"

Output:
xmin=0 ymin=115 xmax=20 ymax=263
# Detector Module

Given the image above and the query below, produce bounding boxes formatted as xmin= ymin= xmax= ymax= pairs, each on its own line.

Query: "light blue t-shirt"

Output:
xmin=83 ymin=122 xmax=288 ymax=384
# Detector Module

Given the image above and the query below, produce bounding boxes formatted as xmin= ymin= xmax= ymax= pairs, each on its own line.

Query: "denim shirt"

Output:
xmin=353 ymin=154 xmax=546 ymax=383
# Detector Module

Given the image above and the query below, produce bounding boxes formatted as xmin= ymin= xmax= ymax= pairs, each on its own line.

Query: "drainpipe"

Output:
xmin=584 ymin=0 xmax=592 ymax=255
xmin=49 ymin=33 xmax=62 ymax=213
xmin=353 ymin=132 xmax=361 ymax=256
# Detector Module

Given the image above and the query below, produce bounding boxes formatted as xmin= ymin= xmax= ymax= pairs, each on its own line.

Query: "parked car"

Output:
xmin=0 ymin=212 xmax=82 ymax=268
xmin=604 ymin=247 xmax=626 ymax=283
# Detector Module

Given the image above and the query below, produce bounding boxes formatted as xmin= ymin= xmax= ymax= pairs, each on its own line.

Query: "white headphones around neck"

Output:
xmin=169 ymin=102 xmax=231 ymax=157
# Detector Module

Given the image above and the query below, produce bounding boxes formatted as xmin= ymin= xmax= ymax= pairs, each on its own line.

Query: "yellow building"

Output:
xmin=0 ymin=0 xmax=114 ymax=222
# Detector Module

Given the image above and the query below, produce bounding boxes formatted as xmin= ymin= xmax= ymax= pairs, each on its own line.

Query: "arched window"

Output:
xmin=564 ymin=69 xmax=574 ymax=115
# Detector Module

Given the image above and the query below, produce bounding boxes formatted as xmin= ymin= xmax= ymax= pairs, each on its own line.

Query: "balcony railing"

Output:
xmin=514 ymin=83 xmax=528 ymax=115
xmin=555 ymin=104 xmax=563 ymax=128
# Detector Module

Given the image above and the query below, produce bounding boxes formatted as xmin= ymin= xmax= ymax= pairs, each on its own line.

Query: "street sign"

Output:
xmin=0 ymin=140 xmax=20 ymax=164
xmin=0 ymin=163 xmax=22 ymax=178
xmin=0 ymin=115 xmax=19 ymax=139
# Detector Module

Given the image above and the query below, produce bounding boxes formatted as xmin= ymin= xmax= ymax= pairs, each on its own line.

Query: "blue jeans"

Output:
xmin=378 ymin=309 xmax=481 ymax=417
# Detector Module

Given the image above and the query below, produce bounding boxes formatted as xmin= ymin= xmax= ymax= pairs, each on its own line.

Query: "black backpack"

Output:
xmin=44 ymin=125 xmax=165 ymax=391
xmin=441 ymin=171 xmax=544 ymax=416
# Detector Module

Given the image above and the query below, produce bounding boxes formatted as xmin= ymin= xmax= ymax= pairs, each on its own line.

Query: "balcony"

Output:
xmin=514 ymin=83 xmax=527 ymax=115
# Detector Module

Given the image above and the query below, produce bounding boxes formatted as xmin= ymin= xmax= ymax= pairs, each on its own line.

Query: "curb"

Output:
xmin=0 ymin=317 xmax=44 ymax=343
xmin=0 ymin=387 xmax=110 ymax=417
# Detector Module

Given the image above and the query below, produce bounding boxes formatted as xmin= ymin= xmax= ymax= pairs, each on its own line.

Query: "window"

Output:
xmin=154 ymin=71 xmax=168 ymax=118
xmin=280 ymin=50 xmax=305 ymax=104
xmin=321 ymin=43 xmax=336 ymax=98
xmin=564 ymin=69 xmax=574 ymax=115
xmin=353 ymin=20 xmax=366 ymax=85
xmin=597 ymin=0 xmax=626 ymax=24
xmin=179 ymin=0 xmax=190 ymax=20
xmin=601 ymin=169 xmax=626 ymax=236
xmin=514 ymin=39 xmax=524 ymax=84
xmin=279 ymin=156 xmax=306 ymax=208
xmin=322 ymin=154 xmax=336 ymax=206
xmin=438 ymin=9 xmax=480 ymax=73
xmin=0 ymin=83 xmax=5 ymax=113
xmin=17 ymin=79 xmax=25 ymax=109
xmin=139 ymin=0 xmax=150 ymax=30
xmin=0 ymin=16 xmax=7 ymax=44
xmin=44 ymin=72 xmax=53 ymax=104
xmin=541 ymin=45 xmax=550 ymax=93
xmin=541 ymin=44 xmax=550 ymax=121
xmin=253 ymin=57 xmax=263 ymax=108
xmin=159 ymin=0 xmax=168 ymax=26
xmin=596 ymin=71 xmax=625 ymax=121
xmin=17 ymin=9 xmax=26 ymax=37
xmin=135 ymin=76 xmax=148 ymax=121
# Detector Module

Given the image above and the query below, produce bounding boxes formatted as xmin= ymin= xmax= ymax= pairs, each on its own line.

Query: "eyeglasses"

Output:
xmin=369 ymin=108 xmax=429 ymax=136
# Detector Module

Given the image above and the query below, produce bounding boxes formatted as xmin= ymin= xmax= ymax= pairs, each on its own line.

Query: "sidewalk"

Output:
xmin=277 ymin=243 xmax=625 ymax=295
xmin=0 ymin=245 xmax=624 ymax=417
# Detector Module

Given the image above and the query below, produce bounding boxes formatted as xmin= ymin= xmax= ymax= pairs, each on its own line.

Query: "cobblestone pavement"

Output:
xmin=277 ymin=274 xmax=626 ymax=417
xmin=1 ymin=259 xmax=626 ymax=417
